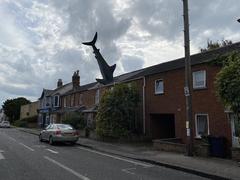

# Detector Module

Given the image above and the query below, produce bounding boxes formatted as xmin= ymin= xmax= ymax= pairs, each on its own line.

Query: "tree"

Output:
xmin=96 ymin=83 xmax=140 ymax=138
xmin=200 ymin=39 xmax=232 ymax=52
xmin=2 ymin=97 xmax=30 ymax=123
xmin=215 ymin=52 xmax=240 ymax=113
xmin=215 ymin=52 xmax=240 ymax=135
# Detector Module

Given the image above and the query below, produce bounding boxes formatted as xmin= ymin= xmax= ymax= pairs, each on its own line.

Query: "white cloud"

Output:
xmin=1 ymin=0 xmax=240 ymax=106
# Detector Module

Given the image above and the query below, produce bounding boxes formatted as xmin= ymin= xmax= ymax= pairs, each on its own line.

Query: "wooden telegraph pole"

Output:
xmin=182 ymin=0 xmax=193 ymax=156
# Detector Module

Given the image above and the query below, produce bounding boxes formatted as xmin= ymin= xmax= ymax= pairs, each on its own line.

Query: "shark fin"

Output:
xmin=110 ymin=64 xmax=116 ymax=73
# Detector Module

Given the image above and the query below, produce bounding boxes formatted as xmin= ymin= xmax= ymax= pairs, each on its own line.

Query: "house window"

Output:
xmin=63 ymin=97 xmax=66 ymax=107
xmin=54 ymin=95 xmax=59 ymax=107
xmin=195 ymin=114 xmax=209 ymax=137
xmin=95 ymin=89 xmax=100 ymax=104
xmin=71 ymin=95 xmax=74 ymax=107
xmin=79 ymin=94 xmax=83 ymax=105
xmin=193 ymin=70 xmax=206 ymax=89
xmin=155 ymin=79 xmax=164 ymax=94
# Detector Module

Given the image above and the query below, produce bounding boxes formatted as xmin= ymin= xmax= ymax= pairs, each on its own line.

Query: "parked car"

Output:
xmin=0 ymin=121 xmax=10 ymax=128
xmin=39 ymin=124 xmax=79 ymax=145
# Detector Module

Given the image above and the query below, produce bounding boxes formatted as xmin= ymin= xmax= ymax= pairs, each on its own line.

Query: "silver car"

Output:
xmin=0 ymin=121 xmax=10 ymax=128
xmin=39 ymin=124 xmax=79 ymax=145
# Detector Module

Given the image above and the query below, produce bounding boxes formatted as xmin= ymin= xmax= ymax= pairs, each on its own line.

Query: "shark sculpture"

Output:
xmin=82 ymin=32 xmax=116 ymax=85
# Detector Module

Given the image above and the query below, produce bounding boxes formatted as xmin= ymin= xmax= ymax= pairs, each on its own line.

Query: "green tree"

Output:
xmin=2 ymin=97 xmax=30 ymax=123
xmin=200 ymin=39 xmax=232 ymax=52
xmin=215 ymin=52 xmax=240 ymax=113
xmin=215 ymin=52 xmax=240 ymax=135
xmin=96 ymin=83 xmax=140 ymax=138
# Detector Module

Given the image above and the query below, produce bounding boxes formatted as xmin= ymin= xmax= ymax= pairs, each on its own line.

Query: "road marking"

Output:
xmin=77 ymin=147 xmax=154 ymax=168
xmin=44 ymin=156 xmax=90 ymax=180
xmin=7 ymin=136 xmax=17 ymax=142
xmin=0 ymin=150 xmax=5 ymax=160
xmin=46 ymin=149 xmax=58 ymax=154
xmin=122 ymin=167 xmax=136 ymax=175
xmin=19 ymin=143 xmax=34 ymax=152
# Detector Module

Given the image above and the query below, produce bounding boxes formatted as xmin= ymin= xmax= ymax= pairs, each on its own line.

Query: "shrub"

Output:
xmin=14 ymin=119 xmax=28 ymax=127
xmin=96 ymin=83 xmax=140 ymax=138
xmin=62 ymin=112 xmax=86 ymax=129
xmin=14 ymin=115 xmax=38 ymax=128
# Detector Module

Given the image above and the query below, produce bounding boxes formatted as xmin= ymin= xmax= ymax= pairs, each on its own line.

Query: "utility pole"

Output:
xmin=182 ymin=0 xmax=193 ymax=156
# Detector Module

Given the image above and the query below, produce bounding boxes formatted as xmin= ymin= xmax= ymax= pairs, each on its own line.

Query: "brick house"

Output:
xmin=20 ymin=101 xmax=39 ymax=120
xmin=60 ymin=69 xmax=145 ymax=130
xmin=38 ymin=79 xmax=72 ymax=127
xmin=55 ymin=42 xmax=240 ymax=151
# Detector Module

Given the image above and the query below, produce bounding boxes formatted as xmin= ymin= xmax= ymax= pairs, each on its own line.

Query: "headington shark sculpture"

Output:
xmin=82 ymin=32 xmax=116 ymax=85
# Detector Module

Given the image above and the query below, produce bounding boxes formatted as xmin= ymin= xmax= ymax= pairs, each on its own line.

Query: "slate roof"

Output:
xmin=63 ymin=41 xmax=240 ymax=95
xmin=130 ymin=41 xmax=240 ymax=78
xmin=39 ymin=89 xmax=54 ymax=99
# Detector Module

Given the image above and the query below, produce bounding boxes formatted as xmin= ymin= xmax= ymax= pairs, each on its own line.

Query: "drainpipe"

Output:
xmin=142 ymin=76 xmax=146 ymax=135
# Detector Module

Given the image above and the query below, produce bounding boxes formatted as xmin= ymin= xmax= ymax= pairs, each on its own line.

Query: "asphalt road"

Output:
xmin=0 ymin=128 xmax=209 ymax=180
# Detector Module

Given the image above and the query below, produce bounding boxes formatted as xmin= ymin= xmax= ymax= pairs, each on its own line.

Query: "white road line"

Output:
xmin=44 ymin=156 xmax=90 ymax=180
xmin=7 ymin=136 xmax=17 ymax=142
xmin=122 ymin=168 xmax=136 ymax=175
xmin=77 ymin=147 xmax=154 ymax=168
xmin=46 ymin=149 xmax=59 ymax=154
xmin=0 ymin=150 xmax=5 ymax=160
xmin=19 ymin=143 xmax=34 ymax=152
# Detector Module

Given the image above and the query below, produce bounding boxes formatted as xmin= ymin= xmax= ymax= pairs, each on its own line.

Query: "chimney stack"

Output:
xmin=72 ymin=70 xmax=80 ymax=89
xmin=57 ymin=79 xmax=63 ymax=87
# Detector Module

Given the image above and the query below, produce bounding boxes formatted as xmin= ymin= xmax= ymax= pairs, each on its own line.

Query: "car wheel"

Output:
xmin=39 ymin=134 xmax=43 ymax=142
xmin=49 ymin=136 xmax=54 ymax=145
xmin=70 ymin=141 xmax=76 ymax=146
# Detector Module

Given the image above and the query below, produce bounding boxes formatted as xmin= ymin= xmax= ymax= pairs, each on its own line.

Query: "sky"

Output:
xmin=0 ymin=0 xmax=240 ymax=105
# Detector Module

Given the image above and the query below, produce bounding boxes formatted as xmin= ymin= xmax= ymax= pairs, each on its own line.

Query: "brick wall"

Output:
xmin=144 ymin=63 xmax=232 ymax=147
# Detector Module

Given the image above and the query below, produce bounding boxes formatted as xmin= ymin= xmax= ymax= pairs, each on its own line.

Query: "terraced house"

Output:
xmin=38 ymin=42 xmax=240 ymax=154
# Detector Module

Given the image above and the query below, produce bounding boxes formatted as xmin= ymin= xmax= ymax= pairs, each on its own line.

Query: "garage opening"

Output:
xmin=151 ymin=113 xmax=175 ymax=139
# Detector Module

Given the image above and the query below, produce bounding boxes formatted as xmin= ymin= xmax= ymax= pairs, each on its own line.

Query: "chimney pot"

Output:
xmin=57 ymin=79 xmax=63 ymax=87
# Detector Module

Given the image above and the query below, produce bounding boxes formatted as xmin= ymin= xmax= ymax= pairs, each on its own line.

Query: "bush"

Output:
xmin=62 ymin=112 xmax=86 ymax=129
xmin=14 ymin=119 xmax=28 ymax=127
xmin=96 ymin=83 xmax=140 ymax=138
xmin=14 ymin=115 xmax=38 ymax=128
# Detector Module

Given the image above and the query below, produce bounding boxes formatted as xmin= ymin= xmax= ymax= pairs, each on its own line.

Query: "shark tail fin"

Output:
xmin=82 ymin=32 xmax=97 ymax=46
xmin=110 ymin=64 xmax=116 ymax=73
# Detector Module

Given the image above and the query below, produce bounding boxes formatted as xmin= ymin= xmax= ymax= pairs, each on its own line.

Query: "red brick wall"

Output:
xmin=144 ymin=64 xmax=232 ymax=146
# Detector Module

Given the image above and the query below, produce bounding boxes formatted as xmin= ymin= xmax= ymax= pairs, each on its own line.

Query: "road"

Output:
xmin=0 ymin=128 xmax=209 ymax=180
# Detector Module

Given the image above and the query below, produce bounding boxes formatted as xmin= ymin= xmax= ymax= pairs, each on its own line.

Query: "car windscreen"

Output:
xmin=56 ymin=124 xmax=73 ymax=130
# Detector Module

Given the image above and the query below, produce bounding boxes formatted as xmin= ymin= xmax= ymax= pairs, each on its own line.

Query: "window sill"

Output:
xmin=155 ymin=92 xmax=164 ymax=95
xmin=193 ymin=87 xmax=207 ymax=91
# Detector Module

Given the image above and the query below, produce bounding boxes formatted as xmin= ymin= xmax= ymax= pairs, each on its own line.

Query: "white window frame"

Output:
xmin=192 ymin=70 xmax=206 ymax=89
xmin=195 ymin=113 xmax=210 ymax=138
xmin=95 ymin=89 xmax=100 ymax=104
xmin=155 ymin=79 xmax=164 ymax=94
xmin=63 ymin=97 xmax=66 ymax=107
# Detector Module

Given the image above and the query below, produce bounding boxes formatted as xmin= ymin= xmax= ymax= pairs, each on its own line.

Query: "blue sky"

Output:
xmin=0 ymin=0 xmax=240 ymax=105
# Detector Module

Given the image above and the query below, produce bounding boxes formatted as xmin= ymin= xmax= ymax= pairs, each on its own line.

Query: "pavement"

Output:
xmin=17 ymin=127 xmax=240 ymax=180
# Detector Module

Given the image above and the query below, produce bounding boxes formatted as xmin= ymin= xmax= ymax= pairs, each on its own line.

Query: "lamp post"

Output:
xmin=182 ymin=0 xmax=193 ymax=156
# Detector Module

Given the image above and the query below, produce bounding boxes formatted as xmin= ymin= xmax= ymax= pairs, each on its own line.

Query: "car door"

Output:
xmin=42 ymin=124 xmax=51 ymax=140
xmin=45 ymin=124 xmax=55 ymax=140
